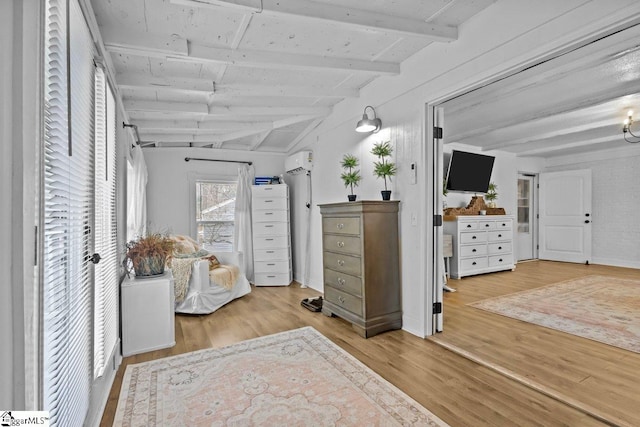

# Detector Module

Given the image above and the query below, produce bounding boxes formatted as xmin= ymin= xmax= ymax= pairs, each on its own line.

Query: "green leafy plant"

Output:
xmin=125 ymin=232 xmax=175 ymax=277
xmin=340 ymin=154 xmax=361 ymax=196
xmin=371 ymin=141 xmax=396 ymax=191
xmin=485 ymin=182 xmax=498 ymax=206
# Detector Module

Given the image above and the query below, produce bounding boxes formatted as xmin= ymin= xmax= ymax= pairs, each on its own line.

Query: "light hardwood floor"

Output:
xmin=433 ymin=260 xmax=640 ymax=427
xmin=100 ymin=265 xmax=625 ymax=426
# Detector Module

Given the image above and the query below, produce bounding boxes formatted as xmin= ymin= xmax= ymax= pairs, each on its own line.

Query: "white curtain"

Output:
xmin=127 ymin=145 xmax=148 ymax=240
xmin=234 ymin=164 xmax=254 ymax=281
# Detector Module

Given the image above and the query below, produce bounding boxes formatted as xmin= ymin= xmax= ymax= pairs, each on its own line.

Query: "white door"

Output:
xmin=433 ymin=106 xmax=445 ymax=333
xmin=517 ymin=174 xmax=536 ymax=260
xmin=539 ymin=170 xmax=592 ymax=263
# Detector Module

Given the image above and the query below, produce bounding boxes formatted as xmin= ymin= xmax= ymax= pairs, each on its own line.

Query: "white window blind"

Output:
xmin=93 ymin=66 xmax=118 ymax=379
xmin=42 ymin=0 xmax=96 ymax=424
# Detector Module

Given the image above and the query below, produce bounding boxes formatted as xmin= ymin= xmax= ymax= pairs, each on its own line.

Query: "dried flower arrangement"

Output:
xmin=125 ymin=232 xmax=175 ymax=277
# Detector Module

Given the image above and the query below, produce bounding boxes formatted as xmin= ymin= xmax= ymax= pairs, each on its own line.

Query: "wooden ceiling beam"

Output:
xmin=123 ymin=100 xmax=209 ymax=114
xmin=174 ymin=0 xmax=457 ymax=42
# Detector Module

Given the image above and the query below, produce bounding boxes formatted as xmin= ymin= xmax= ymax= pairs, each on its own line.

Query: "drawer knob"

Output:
xmin=466 ymin=224 xmax=472 ymax=228
xmin=472 ymin=249 xmax=477 ymax=252
xmin=337 ymin=223 xmax=344 ymax=229
xmin=265 ymin=225 xmax=274 ymax=228
xmin=499 ymin=258 xmax=503 ymax=262
xmin=337 ymin=277 xmax=345 ymax=286
xmin=472 ymin=261 xmax=477 ymax=266
xmin=266 ymin=251 xmax=274 ymax=253
xmin=498 ymin=234 xmax=502 ymax=238
xmin=485 ymin=224 xmax=490 ymax=227
xmin=498 ymin=246 xmax=502 ymax=250
xmin=337 ymin=241 xmax=345 ymax=247
xmin=265 ymin=200 xmax=273 ymax=202
xmin=267 ymin=263 xmax=275 ymax=266
xmin=472 ymin=236 xmax=477 ymax=240
xmin=338 ymin=296 xmax=345 ymax=304
xmin=265 ymin=212 xmax=273 ymax=215
xmin=338 ymin=260 xmax=345 ymax=266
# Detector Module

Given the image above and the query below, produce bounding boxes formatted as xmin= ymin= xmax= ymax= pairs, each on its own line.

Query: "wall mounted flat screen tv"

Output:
xmin=445 ymin=150 xmax=495 ymax=193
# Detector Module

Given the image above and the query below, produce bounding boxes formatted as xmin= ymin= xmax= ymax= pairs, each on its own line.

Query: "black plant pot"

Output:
xmin=348 ymin=194 xmax=357 ymax=202
xmin=381 ymin=190 xmax=391 ymax=201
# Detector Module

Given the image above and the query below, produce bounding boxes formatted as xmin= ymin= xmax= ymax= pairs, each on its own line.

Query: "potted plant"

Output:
xmin=340 ymin=154 xmax=362 ymax=201
xmin=371 ymin=141 xmax=397 ymax=200
xmin=125 ymin=232 xmax=175 ymax=277
xmin=485 ymin=182 xmax=498 ymax=208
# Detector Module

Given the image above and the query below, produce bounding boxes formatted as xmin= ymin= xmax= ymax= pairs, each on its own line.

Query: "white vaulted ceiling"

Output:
xmin=89 ymin=0 xmax=496 ymax=152
xmin=441 ymin=22 xmax=640 ymax=158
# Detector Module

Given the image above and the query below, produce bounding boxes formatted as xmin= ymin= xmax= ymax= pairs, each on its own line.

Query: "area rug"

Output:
xmin=113 ymin=326 xmax=448 ymax=426
xmin=469 ymin=275 xmax=640 ymax=353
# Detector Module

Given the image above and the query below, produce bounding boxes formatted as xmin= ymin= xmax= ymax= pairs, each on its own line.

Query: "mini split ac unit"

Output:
xmin=285 ymin=151 xmax=313 ymax=174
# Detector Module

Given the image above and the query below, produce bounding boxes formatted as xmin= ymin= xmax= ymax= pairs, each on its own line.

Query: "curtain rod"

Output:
xmin=184 ymin=157 xmax=253 ymax=165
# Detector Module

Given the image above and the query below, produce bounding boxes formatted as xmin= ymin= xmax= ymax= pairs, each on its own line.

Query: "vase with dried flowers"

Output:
xmin=125 ymin=232 xmax=175 ymax=277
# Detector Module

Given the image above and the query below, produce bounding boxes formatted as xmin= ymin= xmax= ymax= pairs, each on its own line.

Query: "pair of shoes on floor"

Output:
xmin=301 ymin=296 xmax=323 ymax=312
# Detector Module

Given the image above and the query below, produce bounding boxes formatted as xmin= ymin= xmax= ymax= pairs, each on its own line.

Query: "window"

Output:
xmin=518 ymin=178 xmax=531 ymax=233
xmin=195 ymin=181 xmax=237 ymax=251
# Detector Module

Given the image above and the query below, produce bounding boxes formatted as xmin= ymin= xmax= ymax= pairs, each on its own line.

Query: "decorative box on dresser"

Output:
xmin=319 ymin=201 xmax=401 ymax=338
xmin=251 ymin=184 xmax=292 ymax=286
xmin=443 ymin=215 xmax=516 ymax=279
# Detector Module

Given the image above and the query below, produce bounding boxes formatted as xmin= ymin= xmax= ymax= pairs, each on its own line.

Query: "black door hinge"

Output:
xmin=433 ymin=302 xmax=442 ymax=314
xmin=433 ymin=127 xmax=443 ymax=139
xmin=434 ymin=214 xmax=443 ymax=226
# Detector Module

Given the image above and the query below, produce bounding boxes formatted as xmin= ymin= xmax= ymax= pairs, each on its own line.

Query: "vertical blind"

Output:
xmin=93 ymin=65 xmax=118 ymax=379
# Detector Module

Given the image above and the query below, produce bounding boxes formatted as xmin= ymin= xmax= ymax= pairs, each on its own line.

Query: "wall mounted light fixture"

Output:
xmin=623 ymin=110 xmax=640 ymax=143
xmin=355 ymin=106 xmax=382 ymax=133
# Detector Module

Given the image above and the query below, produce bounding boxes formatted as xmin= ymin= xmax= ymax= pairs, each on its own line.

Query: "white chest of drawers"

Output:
xmin=443 ymin=215 xmax=516 ymax=279
xmin=251 ymin=184 xmax=292 ymax=286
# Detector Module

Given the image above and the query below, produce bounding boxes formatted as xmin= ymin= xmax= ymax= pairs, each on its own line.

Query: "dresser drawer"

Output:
xmin=324 ymin=268 xmax=362 ymax=297
xmin=488 ymin=230 xmax=512 ymax=242
xmin=322 ymin=217 xmax=360 ymax=235
xmin=322 ymin=234 xmax=361 ymax=256
xmin=254 ymin=248 xmax=289 ymax=261
xmin=460 ymin=232 xmax=487 ymax=244
xmin=253 ymin=235 xmax=289 ymax=249
xmin=478 ymin=221 xmax=494 ymax=230
xmin=495 ymin=219 xmax=512 ymax=230
xmin=460 ymin=257 xmax=488 ymax=270
xmin=252 ymin=184 xmax=288 ymax=198
xmin=254 ymin=260 xmax=290 ymax=273
xmin=459 ymin=221 xmax=478 ymax=230
xmin=459 ymin=244 xmax=487 ymax=257
xmin=254 ymin=272 xmax=291 ymax=286
xmin=253 ymin=222 xmax=289 ymax=236
xmin=253 ymin=197 xmax=287 ymax=210
xmin=325 ymin=285 xmax=363 ymax=317
xmin=252 ymin=209 xmax=287 ymax=222
xmin=489 ymin=254 xmax=513 ymax=267
xmin=323 ymin=251 xmax=361 ymax=277
xmin=488 ymin=242 xmax=512 ymax=255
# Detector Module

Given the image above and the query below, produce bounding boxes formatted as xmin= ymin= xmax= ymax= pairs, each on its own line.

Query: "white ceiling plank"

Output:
xmin=248 ymin=130 xmax=273 ymax=151
xmin=514 ymin=135 xmax=622 ymax=157
xmin=124 ymin=100 xmax=209 ymax=114
xmin=139 ymin=133 xmax=223 ymax=143
xmin=186 ymin=43 xmax=400 ymax=75
xmin=184 ymin=0 xmax=457 ymax=42
xmin=101 ymin=27 xmax=188 ymax=57
xmin=216 ymin=11 xmax=253 ymax=82
xmin=117 ymin=73 xmax=215 ymax=92
xmin=285 ymin=117 xmax=323 ymax=152
xmin=132 ymin=120 xmax=201 ymax=129
xmin=207 ymin=106 xmax=331 ymax=116
xmin=273 ymin=115 xmax=320 ymax=128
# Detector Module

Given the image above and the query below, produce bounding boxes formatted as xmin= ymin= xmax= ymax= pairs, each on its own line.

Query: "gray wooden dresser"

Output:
xmin=318 ymin=201 xmax=402 ymax=338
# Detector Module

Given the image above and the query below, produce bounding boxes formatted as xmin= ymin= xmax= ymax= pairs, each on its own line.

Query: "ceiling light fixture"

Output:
xmin=623 ymin=109 xmax=640 ymax=143
xmin=355 ymin=106 xmax=382 ymax=133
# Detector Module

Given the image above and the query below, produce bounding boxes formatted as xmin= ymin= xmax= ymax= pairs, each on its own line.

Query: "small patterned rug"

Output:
xmin=113 ymin=327 xmax=448 ymax=426
xmin=470 ymin=275 xmax=640 ymax=353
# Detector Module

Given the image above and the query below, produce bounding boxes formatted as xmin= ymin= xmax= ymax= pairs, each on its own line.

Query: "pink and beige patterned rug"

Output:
xmin=113 ymin=327 xmax=448 ymax=426
xmin=470 ymin=275 xmax=640 ymax=353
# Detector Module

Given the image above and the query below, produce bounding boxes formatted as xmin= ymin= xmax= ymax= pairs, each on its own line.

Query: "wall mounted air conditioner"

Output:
xmin=285 ymin=151 xmax=313 ymax=174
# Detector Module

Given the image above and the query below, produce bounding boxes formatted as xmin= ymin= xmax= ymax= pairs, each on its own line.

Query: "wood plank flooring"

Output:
xmin=433 ymin=261 xmax=640 ymax=427
xmin=101 ymin=269 xmax=620 ymax=426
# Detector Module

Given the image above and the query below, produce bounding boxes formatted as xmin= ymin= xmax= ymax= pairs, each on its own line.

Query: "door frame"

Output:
xmin=516 ymin=173 xmax=539 ymax=261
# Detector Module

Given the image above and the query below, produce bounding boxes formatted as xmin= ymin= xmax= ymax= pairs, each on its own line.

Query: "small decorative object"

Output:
xmin=485 ymin=182 xmax=498 ymax=208
xmin=479 ymin=210 xmax=487 ymax=215
xmin=125 ymin=232 xmax=175 ymax=277
xmin=371 ymin=141 xmax=396 ymax=200
xmin=340 ymin=154 xmax=362 ymax=202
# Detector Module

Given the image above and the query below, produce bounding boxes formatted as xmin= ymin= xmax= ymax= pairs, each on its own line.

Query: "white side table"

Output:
xmin=121 ymin=270 xmax=176 ymax=357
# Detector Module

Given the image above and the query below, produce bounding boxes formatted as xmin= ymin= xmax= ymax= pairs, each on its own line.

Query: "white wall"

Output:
xmin=289 ymin=0 xmax=640 ymax=337
xmin=144 ymin=148 xmax=285 ymax=236
xmin=543 ymin=147 xmax=640 ymax=268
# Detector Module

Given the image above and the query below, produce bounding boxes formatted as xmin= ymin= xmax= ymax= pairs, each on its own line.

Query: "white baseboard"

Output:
xmin=591 ymin=257 xmax=640 ymax=270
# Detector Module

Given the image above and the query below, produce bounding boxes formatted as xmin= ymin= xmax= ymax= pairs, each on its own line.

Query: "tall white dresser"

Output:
xmin=443 ymin=215 xmax=516 ymax=279
xmin=251 ymin=184 xmax=292 ymax=286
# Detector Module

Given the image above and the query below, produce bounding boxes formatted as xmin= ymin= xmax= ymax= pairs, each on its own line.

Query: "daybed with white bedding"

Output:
xmin=174 ymin=251 xmax=251 ymax=314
